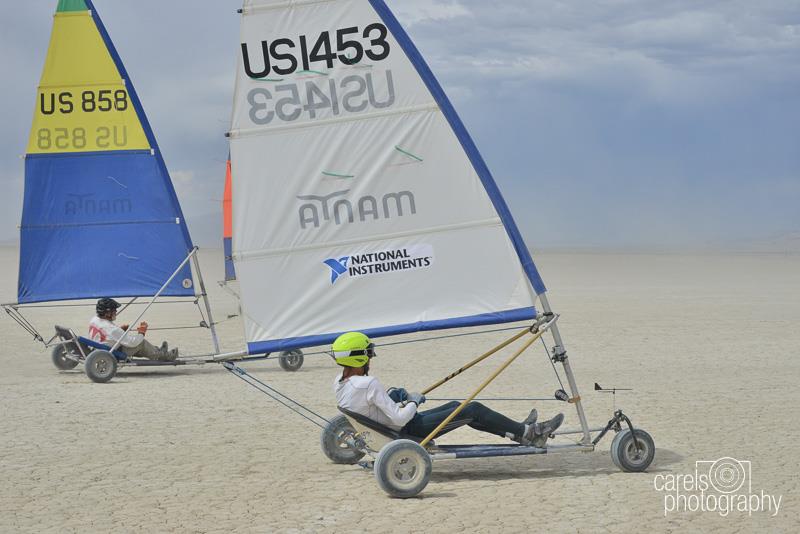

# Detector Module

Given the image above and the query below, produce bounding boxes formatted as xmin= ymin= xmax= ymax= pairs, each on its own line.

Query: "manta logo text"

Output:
xmin=298 ymin=189 xmax=416 ymax=230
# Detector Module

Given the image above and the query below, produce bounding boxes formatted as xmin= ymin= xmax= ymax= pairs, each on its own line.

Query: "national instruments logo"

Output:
xmin=323 ymin=245 xmax=433 ymax=285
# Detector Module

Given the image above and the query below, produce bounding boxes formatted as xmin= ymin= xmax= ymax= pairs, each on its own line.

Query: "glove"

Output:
xmin=387 ymin=387 xmax=409 ymax=403
xmin=407 ymin=392 xmax=426 ymax=406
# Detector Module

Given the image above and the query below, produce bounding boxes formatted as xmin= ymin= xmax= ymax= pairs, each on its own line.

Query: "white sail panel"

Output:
xmin=231 ymin=0 xmax=545 ymax=352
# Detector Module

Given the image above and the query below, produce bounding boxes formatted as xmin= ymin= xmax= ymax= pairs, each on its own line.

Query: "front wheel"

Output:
xmin=374 ymin=439 xmax=432 ymax=498
xmin=278 ymin=350 xmax=304 ymax=372
xmin=611 ymin=428 xmax=655 ymax=472
xmin=51 ymin=343 xmax=80 ymax=370
xmin=320 ymin=415 xmax=365 ymax=464
xmin=85 ymin=350 xmax=118 ymax=383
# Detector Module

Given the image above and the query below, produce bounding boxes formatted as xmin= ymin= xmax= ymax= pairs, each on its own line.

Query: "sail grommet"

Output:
xmin=182 ymin=278 xmax=193 ymax=289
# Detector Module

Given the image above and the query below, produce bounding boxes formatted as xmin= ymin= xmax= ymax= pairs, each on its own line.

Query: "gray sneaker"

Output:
xmin=523 ymin=408 xmax=538 ymax=426
xmin=518 ymin=409 xmax=540 ymax=445
xmin=531 ymin=413 xmax=565 ymax=448
xmin=158 ymin=348 xmax=178 ymax=361
xmin=514 ymin=409 xmax=540 ymax=445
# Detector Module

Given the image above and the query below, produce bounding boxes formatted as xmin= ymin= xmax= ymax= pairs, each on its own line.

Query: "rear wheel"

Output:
xmin=611 ymin=429 xmax=655 ymax=472
xmin=320 ymin=415 xmax=365 ymax=464
xmin=51 ymin=343 xmax=80 ymax=370
xmin=278 ymin=350 xmax=304 ymax=372
xmin=374 ymin=440 xmax=432 ymax=498
xmin=85 ymin=350 xmax=118 ymax=383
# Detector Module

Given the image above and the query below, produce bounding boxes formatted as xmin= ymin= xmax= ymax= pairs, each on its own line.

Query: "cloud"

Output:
xmin=391 ymin=0 xmax=471 ymax=25
xmin=397 ymin=0 xmax=800 ymax=107
xmin=1 ymin=1 xmax=797 ymax=247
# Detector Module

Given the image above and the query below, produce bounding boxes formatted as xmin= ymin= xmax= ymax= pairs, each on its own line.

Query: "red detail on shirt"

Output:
xmin=89 ymin=325 xmax=107 ymax=342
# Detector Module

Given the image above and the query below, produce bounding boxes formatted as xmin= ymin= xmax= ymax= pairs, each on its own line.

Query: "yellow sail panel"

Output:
xmin=27 ymin=11 xmax=149 ymax=154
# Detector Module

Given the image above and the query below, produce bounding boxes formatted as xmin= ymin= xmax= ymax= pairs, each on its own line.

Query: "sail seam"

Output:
xmin=37 ymin=81 xmax=125 ymax=89
xmin=53 ymin=12 xmax=90 ymax=19
xmin=21 ymin=220 xmax=180 ymax=230
xmin=25 ymin=149 xmax=153 ymax=159
xmin=234 ymin=217 xmax=503 ymax=261
xmin=242 ymin=0 xmax=337 ymax=15
xmin=229 ymin=102 xmax=439 ymax=138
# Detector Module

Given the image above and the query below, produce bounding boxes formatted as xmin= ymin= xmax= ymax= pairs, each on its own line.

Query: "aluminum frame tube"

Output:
xmin=538 ymin=292 xmax=592 ymax=445
xmin=191 ymin=252 xmax=220 ymax=353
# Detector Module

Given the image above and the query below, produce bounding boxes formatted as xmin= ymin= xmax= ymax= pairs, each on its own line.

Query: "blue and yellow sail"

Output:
xmin=18 ymin=0 xmax=194 ymax=303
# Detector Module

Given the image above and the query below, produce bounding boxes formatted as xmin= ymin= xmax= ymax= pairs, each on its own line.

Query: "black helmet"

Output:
xmin=96 ymin=297 xmax=121 ymax=317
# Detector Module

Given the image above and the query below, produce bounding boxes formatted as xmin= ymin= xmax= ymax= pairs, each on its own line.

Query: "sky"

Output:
xmin=1 ymin=0 xmax=798 ymax=248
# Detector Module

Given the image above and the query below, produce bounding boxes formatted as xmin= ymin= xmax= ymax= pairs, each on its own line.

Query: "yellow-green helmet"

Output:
xmin=332 ymin=332 xmax=375 ymax=367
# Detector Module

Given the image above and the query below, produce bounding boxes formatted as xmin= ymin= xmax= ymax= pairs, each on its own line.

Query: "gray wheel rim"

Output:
xmin=623 ymin=436 xmax=649 ymax=465
xmin=388 ymin=452 xmax=424 ymax=487
xmin=93 ymin=356 xmax=112 ymax=377
xmin=334 ymin=426 xmax=354 ymax=451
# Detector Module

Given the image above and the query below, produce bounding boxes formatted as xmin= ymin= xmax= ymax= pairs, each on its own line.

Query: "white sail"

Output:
xmin=230 ymin=0 xmax=546 ymax=353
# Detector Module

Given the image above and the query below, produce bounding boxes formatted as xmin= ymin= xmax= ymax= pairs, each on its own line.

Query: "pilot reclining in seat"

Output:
xmin=331 ymin=332 xmax=564 ymax=447
xmin=88 ymin=298 xmax=178 ymax=361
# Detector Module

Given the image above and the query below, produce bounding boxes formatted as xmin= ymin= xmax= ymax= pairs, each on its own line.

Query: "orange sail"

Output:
xmin=223 ymin=155 xmax=235 ymax=281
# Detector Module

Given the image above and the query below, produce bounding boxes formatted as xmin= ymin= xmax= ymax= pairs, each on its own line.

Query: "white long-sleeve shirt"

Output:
xmin=334 ymin=373 xmax=417 ymax=431
xmin=88 ymin=316 xmax=143 ymax=349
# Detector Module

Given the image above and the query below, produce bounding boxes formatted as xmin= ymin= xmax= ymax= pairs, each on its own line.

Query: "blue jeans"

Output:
xmin=402 ymin=401 xmax=524 ymax=440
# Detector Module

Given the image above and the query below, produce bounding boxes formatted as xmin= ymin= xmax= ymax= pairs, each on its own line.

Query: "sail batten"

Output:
xmin=231 ymin=0 xmax=544 ymax=352
xmin=234 ymin=217 xmax=505 ymax=261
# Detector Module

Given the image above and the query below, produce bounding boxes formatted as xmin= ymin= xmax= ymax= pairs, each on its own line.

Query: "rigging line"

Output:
xmin=117 ymin=297 xmax=137 ymax=314
xmin=3 ymin=306 xmax=39 ymax=338
xmin=146 ymin=325 xmax=208 ymax=331
xmin=426 ymin=397 xmax=562 ymax=402
xmin=375 ymin=323 xmax=532 ymax=349
xmin=247 ymin=349 xmax=333 ymax=361
xmin=223 ymin=364 xmax=329 ymax=428
xmin=226 ymin=370 xmax=327 ymax=430
xmin=194 ymin=298 xmax=208 ymax=327
xmin=541 ymin=336 xmax=566 ymax=391
xmin=3 ymin=306 xmax=44 ymax=342
xmin=240 ymin=324 xmax=537 ymax=361
xmin=245 ymin=324 xmax=534 ymax=360
xmin=237 ymin=366 xmax=331 ymax=424
xmin=209 ymin=315 xmax=240 ymax=327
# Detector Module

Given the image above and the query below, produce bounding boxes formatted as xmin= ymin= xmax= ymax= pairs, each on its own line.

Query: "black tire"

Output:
xmin=320 ymin=415 xmax=365 ymax=464
xmin=611 ymin=428 xmax=655 ymax=472
xmin=84 ymin=350 xmax=118 ymax=383
xmin=51 ymin=343 xmax=79 ymax=370
xmin=278 ymin=349 xmax=304 ymax=372
xmin=374 ymin=439 xmax=432 ymax=498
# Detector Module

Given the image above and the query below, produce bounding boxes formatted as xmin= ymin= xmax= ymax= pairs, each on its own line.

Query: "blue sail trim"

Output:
xmin=367 ymin=0 xmax=547 ymax=295
xmin=246 ymin=307 xmax=537 ymax=354
xmin=18 ymin=151 xmax=194 ymax=303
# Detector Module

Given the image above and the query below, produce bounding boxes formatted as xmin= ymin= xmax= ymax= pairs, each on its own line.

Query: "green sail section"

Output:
xmin=56 ymin=0 xmax=88 ymax=13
